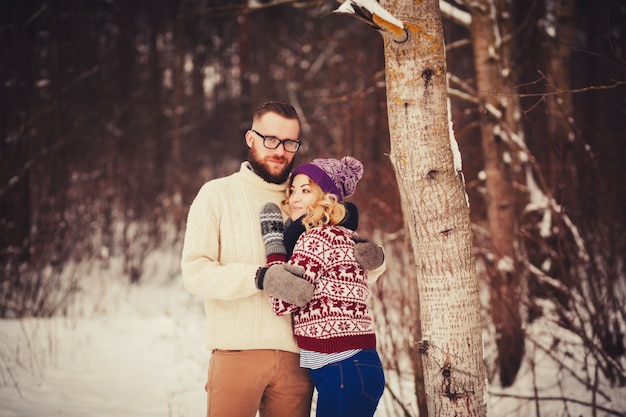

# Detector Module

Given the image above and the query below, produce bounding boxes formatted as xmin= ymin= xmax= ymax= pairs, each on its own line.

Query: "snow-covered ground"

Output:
xmin=1 ymin=254 xmax=624 ymax=417
xmin=0 ymin=274 xmax=208 ymax=417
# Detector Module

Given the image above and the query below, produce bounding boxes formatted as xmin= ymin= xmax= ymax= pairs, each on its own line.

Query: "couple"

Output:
xmin=181 ymin=101 xmax=386 ymax=417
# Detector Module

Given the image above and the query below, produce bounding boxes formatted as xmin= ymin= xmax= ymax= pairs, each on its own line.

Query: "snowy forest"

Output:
xmin=1 ymin=0 xmax=625 ymax=416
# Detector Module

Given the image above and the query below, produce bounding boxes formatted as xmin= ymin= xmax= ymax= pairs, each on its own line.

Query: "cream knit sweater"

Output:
xmin=181 ymin=162 xmax=299 ymax=353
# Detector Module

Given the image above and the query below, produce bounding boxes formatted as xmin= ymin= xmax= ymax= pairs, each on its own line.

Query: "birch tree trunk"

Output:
xmin=381 ymin=0 xmax=487 ymax=415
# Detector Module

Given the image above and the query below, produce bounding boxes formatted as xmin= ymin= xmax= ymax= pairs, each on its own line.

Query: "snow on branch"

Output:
xmin=525 ymin=165 xmax=589 ymax=262
xmin=333 ymin=0 xmax=407 ymax=41
xmin=439 ymin=0 xmax=472 ymax=27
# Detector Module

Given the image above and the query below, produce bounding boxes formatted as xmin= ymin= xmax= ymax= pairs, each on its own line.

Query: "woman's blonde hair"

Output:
xmin=282 ymin=177 xmax=346 ymax=231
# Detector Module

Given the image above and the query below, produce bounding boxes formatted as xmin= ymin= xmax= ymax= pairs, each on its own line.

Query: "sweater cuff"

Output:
xmin=255 ymin=267 xmax=268 ymax=290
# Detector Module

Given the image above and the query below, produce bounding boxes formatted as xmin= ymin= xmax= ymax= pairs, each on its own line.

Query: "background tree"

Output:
xmin=459 ymin=0 xmax=526 ymax=387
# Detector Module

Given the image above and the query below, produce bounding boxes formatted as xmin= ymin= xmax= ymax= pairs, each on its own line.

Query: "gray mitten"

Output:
xmin=260 ymin=203 xmax=287 ymax=264
xmin=256 ymin=263 xmax=313 ymax=307
xmin=353 ymin=235 xmax=384 ymax=270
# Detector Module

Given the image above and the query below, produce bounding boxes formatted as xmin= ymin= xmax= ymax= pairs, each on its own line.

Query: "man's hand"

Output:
xmin=353 ymin=235 xmax=384 ymax=270
xmin=256 ymin=263 xmax=313 ymax=307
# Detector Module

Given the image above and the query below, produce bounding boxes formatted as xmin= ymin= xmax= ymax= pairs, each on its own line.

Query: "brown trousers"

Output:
xmin=206 ymin=349 xmax=313 ymax=417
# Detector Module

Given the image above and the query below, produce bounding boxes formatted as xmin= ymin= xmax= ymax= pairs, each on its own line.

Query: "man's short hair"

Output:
xmin=253 ymin=101 xmax=300 ymax=126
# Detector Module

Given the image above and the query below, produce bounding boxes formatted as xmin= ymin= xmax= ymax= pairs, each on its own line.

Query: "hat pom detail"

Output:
xmin=337 ymin=157 xmax=363 ymax=198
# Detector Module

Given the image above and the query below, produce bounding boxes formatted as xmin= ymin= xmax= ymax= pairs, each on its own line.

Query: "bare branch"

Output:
xmin=489 ymin=392 xmax=625 ymax=417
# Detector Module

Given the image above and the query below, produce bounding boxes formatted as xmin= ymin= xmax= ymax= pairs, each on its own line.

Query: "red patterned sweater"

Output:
xmin=271 ymin=225 xmax=376 ymax=353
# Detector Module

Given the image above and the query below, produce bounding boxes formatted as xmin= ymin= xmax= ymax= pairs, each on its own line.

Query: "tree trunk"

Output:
xmin=467 ymin=0 xmax=524 ymax=387
xmin=149 ymin=2 xmax=166 ymax=205
xmin=546 ymin=0 xmax=576 ymax=204
xmin=169 ymin=0 xmax=186 ymax=224
xmin=381 ymin=0 xmax=487 ymax=415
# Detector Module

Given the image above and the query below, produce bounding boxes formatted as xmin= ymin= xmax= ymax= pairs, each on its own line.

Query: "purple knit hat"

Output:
xmin=291 ymin=156 xmax=364 ymax=201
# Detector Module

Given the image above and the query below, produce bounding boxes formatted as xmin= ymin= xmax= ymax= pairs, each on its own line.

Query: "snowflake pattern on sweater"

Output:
xmin=272 ymin=225 xmax=376 ymax=353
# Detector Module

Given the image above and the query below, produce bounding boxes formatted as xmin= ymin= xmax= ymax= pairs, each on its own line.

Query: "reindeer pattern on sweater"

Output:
xmin=272 ymin=224 xmax=377 ymax=354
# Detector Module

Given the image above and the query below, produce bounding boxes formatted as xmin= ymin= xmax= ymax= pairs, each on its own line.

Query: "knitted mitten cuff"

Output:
xmin=260 ymin=203 xmax=287 ymax=258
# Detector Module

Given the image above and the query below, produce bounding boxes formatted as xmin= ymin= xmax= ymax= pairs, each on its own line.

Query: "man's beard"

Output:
xmin=248 ymin=147 xmax=294 ymax=184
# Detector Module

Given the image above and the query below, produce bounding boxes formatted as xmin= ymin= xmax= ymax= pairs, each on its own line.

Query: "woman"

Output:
xmin=257 ymin=157 xmax=385 ymax=417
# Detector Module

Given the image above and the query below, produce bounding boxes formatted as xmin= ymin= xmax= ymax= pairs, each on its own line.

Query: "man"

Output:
xmin=181 ymin=101 xmax=314 ymax=417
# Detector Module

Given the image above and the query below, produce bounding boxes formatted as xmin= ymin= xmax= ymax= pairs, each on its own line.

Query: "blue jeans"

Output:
xmin=308 ymin=349 xmax=385 ymax=417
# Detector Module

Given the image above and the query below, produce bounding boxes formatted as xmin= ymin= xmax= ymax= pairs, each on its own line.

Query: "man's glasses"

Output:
xmin=252 ymin=130 xmax=301 ymax=153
